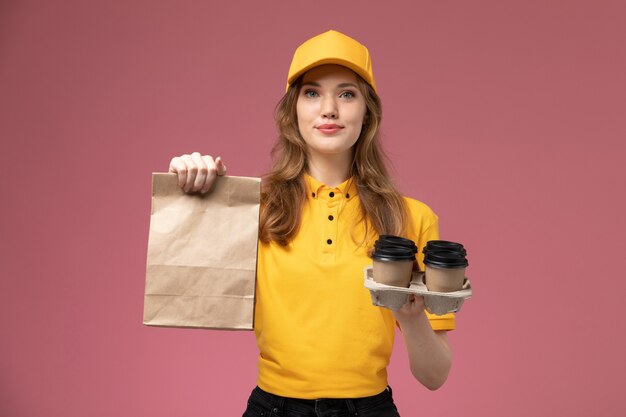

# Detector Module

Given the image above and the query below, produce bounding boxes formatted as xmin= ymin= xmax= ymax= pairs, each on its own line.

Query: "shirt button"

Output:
xmin=346 ymin=193 xmax=350 ymax=199
xmin=327 ymin=239 xmax=333 ymax=245
xmin=328 ymin=215 xmax=334 ymax=221
xmin=312 ymin=192 xmax=316 ymax=197
xmin=329 ymin=192 xmax=335 ymax=198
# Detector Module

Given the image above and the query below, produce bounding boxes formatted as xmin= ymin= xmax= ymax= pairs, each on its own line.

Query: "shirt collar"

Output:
xmin=305 ymin=174 xmax=357 ymax=201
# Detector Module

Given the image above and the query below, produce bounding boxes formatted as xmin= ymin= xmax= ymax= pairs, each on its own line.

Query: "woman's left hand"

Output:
xmin=392 ymin=294 xmax=426 ymax=324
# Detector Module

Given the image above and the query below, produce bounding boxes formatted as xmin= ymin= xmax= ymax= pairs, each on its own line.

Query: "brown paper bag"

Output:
xmin=143 ymin=173 xmax=261 ymax=330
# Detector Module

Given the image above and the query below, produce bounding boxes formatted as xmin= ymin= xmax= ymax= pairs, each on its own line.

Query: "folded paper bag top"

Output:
xmin=143 ymin=173 xmax=261 ymax=330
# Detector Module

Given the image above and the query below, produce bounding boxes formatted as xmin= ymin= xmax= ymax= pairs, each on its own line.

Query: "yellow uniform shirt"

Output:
xmin=255 ymin=175 xmax=454 ymax=398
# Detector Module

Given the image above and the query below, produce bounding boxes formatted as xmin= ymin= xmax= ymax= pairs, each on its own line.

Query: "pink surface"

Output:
xmin=1 ymin=0 xmax=625 ymax=416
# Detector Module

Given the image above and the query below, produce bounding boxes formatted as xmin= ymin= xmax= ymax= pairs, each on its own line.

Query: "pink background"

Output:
xmin=1 ymin=0 xmax=625 ymax=416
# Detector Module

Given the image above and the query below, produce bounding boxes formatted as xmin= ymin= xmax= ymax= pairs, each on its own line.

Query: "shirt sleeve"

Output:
xmin=425 ymin=311 xmax=456 ymax=330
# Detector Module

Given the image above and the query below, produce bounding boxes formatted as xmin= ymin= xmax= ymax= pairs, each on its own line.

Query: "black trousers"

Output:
xmin=242 ymin=385 xmax=401 ymax=417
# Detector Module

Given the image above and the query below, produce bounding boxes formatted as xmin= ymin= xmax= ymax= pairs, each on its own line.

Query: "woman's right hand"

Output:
xmin=168 ymin=152 xmax=227 ymax=193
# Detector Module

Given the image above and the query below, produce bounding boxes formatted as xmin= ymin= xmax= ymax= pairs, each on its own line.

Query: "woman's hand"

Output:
xmin=168 ymin=152 xmax=227 ymax=193
xmin=392 ymin=294 xmax=426 ymax=325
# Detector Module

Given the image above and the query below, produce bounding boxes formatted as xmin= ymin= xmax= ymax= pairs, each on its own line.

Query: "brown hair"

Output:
xmin=259 ymin=74 xmax=408 ymax=246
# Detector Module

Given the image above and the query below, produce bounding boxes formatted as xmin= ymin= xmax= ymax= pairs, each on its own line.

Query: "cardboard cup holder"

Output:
xmin=364 ymin=266 xmax=472 ymax=314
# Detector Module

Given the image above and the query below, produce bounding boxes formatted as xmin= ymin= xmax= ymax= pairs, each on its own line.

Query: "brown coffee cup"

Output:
xmin=424 ymin=264 xmax=466 ymax=292
xmin=372 ymin=258 xmax=415 ymax=288
xmin=371 ymin=236 xmax=417 ymax=288
xmin=423 ymin=241 xmax=468 ymax=292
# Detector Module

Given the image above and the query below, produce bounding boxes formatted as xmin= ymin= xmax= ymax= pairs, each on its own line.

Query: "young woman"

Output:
xmin=168 ymin=30 xmax=455 ymax=417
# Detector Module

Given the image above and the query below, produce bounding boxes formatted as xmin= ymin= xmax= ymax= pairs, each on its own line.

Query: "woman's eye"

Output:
xmin=340 ymin=91 xmax=355 ymax=99
xmin=303 ymin=90 xmax=318 ymax=98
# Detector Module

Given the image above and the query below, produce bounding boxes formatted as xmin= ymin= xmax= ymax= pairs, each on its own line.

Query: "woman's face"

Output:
xmin=296 ymin=64 xmax=367 ymax=161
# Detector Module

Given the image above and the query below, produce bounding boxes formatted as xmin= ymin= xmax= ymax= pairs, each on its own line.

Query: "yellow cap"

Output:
xmin=286 ymin=30 xmax=376 ymax=92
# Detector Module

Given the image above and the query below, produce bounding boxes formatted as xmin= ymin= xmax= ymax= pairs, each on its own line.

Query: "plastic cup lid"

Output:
xmin=424 ymin=240 xmax=466 ymax=256
xmin=424 ymin=250 xmax=468 ymax=267
xmin=371 ymin=245 xmax=416 ymax=261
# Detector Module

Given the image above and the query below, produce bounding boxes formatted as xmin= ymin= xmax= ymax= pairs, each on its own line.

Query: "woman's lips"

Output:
xmin=316 ymin=124 xmax=343 ymax=134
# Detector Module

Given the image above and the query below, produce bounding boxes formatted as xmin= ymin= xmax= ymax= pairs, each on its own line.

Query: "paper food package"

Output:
xmin=144 ymin=173 xmax=261 ymax=330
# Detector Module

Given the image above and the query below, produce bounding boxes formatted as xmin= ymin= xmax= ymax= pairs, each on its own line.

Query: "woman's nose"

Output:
xmin=321 ymin=96 xmax=338 ymax=119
